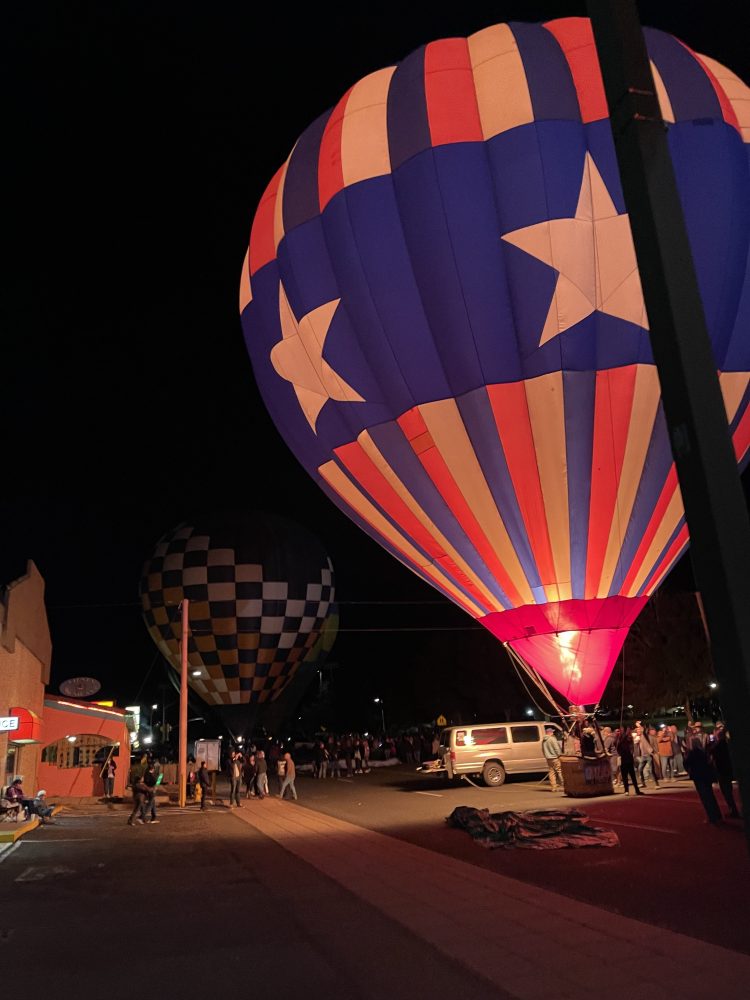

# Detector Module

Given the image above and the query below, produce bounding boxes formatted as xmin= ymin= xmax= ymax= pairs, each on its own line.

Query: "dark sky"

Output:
xmin=3 ymin=3 xmax=747 ymax=725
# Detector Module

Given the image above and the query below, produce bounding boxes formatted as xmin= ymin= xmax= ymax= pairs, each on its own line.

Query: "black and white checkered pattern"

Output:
xmin=139 ymin=516 xmax=335 ymax=706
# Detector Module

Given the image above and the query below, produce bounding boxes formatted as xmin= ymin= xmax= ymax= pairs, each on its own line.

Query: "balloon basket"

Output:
xmin=560 ymin=755 xmax=613 ymax=798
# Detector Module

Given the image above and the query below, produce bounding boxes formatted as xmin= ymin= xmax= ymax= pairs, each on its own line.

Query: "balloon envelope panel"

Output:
xmin=140 ymin=513 xmax=335 ymax=706
xmin=240 ymin=18 xmax=750 ymax=704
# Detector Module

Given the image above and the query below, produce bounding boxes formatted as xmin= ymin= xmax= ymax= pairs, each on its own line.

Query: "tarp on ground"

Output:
xmin=446 ymin=806 xmax=619 ymax=850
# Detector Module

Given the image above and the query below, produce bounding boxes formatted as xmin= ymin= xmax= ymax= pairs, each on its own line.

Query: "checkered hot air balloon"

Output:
xmin=139 ymin=512 xmax=335 ymax=710
xmin=239 ymin=17 xmax=750 ymax=707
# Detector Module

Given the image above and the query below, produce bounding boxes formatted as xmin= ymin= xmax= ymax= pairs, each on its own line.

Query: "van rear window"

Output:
xmin=469 ymin=727 xmax=508 ymax=746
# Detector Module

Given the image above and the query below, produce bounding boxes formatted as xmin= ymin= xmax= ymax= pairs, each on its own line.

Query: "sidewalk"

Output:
xmin=231 ymin=797 xmax=750 ymax=1000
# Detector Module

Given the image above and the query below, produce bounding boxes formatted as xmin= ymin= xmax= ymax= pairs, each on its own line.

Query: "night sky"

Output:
xmin=4 ymin=3 xmax=747 ymax=731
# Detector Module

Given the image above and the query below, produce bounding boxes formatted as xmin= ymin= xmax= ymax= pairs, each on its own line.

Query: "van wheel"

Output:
xmin=482 ymin=761 xmax=506 ymax=787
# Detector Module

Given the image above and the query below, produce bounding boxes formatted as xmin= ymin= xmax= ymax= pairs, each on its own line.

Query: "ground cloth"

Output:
xmin=447 ymin=806 xmax=619 ymax=849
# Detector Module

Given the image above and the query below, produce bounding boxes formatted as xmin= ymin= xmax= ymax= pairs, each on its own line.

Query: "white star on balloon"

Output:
xmin=271 ymin=282 xmax=364 ymax=433
xmin=502 ymin=152 xmax=649 ymax=345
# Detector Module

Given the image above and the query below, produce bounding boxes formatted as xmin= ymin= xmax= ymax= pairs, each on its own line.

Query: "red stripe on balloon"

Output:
xmin=683 ymin=45 xmax=742 ymax=135
xmin=542 ymin=17 xmax=608 ymax=123
xmin=619 ymin=466 xmax=679 ymax=595
xmin=424 ymin=38 xmax=483 ymax=146
xmin=248 ymin=166 xmax=283 ymax=276
xmin=318 ymin=88 xmax=351 ymax=211
xmin=397 ymin=408 xmax=524 ymax=607
xmin=585 ymin=365 xmax=638 ymax=599
xmin=732 ymin=404 xmax=750 ymax=461
xmin=334 ymin=441 xmax=491 ymax=612
xmin=486 ymin=383 xmax=557 ymax=590
xmin=639 ymin=523 xmax=689 ymax=596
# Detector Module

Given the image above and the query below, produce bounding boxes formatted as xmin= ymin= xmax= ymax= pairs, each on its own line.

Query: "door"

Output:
xmin=508 ymin=724 xmax=545 ymax=772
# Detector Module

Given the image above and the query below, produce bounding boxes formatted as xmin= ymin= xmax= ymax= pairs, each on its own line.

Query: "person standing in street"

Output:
xmin=197 ymin=761 xmax=211 ymax=810
xmin=657 ymin=725 xmax=675 ymax=780
xmin=278 ymin=752 xmax=298 ymax=801
xmin=143 ymin=763 xmax=160 ymax=824
xmin=616 ymin=727 xmax=644 ymax=795
xmin=684 ymin=721 xmax=722 ymax=824
xmin=128 ymin=773 xmax=150 ymax=826
xmin=255 ymin=750 xmax=268 ymax=798
xmin=709 ymin=722 xmax=741 ymax=820
xmin=542 ymin=727 xmax=564 ymax=792
xmin=243 ymin=753 xmax=258 ymax=798
xmin=227 ymin=750 xmax=242 ymax=808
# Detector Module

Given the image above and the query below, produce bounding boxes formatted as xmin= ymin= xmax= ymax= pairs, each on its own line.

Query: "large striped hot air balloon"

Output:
xmin=239 ymin=17 xmax=750 ymax=707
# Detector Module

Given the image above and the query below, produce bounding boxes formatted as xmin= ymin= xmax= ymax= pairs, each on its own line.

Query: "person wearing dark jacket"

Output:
xmin=197 ymin=761 xmax=211 ymax=810
xmin=142 ymin=763 xmax=159 ymax=824
xmin=684 ymin=722 xmax=721 ymax=824
xmin=128 ymin=775 xmax=150 ymax=826
xmin=616 ymin=728 xmax=644 ymax=796
xmin=243 ymin=754 xmax=258 ymax=798
xmin=709 ymin=723 xmax=741 ymax=819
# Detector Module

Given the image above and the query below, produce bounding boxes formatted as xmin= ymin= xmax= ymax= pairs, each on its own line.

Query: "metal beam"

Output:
xmin=587 ymin=0 xmax=750 ymax=843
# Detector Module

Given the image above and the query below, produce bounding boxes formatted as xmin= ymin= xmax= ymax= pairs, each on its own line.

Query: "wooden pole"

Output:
xmin=178 ymin=598 xmax=189 ymax=808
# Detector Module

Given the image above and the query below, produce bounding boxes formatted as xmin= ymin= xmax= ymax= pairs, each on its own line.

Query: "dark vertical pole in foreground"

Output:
xmin=587 ymin=1 xmax=750 ymax=842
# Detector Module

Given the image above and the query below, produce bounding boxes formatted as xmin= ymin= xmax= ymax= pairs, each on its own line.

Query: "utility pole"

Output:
xmin=178 ymin=599 xmax=190 ymax=808
xmin=587 ymin=1 xmax=750 ymax=849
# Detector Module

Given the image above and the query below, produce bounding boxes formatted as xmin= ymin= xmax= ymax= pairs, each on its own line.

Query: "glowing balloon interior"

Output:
xmin=240 ymin=18 xmax=750 ymax=705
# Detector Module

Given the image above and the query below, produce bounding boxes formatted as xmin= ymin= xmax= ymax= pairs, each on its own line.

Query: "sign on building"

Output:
xmin=0 ymin=716 xmax=20 ymax=732
xmin=194 ymin=739 xmax=221 ymax=771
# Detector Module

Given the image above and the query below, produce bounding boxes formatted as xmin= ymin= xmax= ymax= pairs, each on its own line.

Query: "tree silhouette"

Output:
xmin=603 ymin=590 xmax=714 ymax=716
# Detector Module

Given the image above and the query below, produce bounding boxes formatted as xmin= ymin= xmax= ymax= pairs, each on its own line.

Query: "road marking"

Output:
xmin=15 ymin=865 xmax=76 ymax=882
xmin=23 ymin=839 xmax=97 ymax=843
xmin=414 ymin=791 xmax=443 ymax=798
xmin=589 ymin=818 xmax=678 ymax=834
xmin=0 ymin=843 xmax=21 ymax=864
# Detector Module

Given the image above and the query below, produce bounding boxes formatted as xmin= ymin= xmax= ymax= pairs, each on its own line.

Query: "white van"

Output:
xmin=438 ymin=721 xmax=561 ymax=786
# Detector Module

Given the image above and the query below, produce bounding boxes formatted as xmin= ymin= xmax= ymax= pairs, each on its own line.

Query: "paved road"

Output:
xmin=0 ymin=807 xmax=510 ymax=1000
xmin=279 ymin=764 xmax=750 ymax=954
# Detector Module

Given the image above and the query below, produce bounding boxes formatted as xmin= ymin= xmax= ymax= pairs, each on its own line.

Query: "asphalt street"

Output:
xmin=1 ymin=764 xmax=747 ymax=996
xmin=0 ymin=805 xmax=510 ymax=1000
xmin=283 ymin=763 xmax=750 ymax=954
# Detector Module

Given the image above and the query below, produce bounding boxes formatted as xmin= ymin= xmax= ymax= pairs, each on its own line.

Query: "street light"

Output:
xmin=709 ymin=682 xmax=718 ymax=689
xmin=374 ymin=698 xmax=386 ymax=733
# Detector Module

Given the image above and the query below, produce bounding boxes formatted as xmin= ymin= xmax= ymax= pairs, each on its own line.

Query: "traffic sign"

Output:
xmin=436 ymin=714 xmax=447 ymax=727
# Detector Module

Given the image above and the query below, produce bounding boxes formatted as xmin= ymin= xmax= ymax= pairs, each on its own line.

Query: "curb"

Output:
xmin=0 ymin=805 xmax=63 ymax=844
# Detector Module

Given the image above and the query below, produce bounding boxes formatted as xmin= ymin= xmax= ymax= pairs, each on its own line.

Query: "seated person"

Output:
xmin=1 ymin=784 xmax=23 ymax=821
xmin=32 ymin=790 xmax=56 ymax=825
xmin=5 ymin=778 xmax=30 ymax=819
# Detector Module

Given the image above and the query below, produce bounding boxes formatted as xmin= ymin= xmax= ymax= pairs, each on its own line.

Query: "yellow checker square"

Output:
xmin=190 ymin=601 xmax=211 ymax=621
xmin=257 ymin=648 xmax=275 ymax=664
xmin=194 ymin=635 xmax=216 ymax=653
xmin=237 ymin=632 xmax=260 ymax=650
xmin=151 ymin=606 xmax=169 ymax=626
xmin=252 ymin=677 xmax=266 ymax=692
xmin=162 ymin=587 xmax=183 ymax=606
xmin=147 ymin=573 xmax=163 ymax=592
xmin=225 ymin=677 xmax=240 ymax=691
xmin=212 ymin=618 xmax=236 ymax=636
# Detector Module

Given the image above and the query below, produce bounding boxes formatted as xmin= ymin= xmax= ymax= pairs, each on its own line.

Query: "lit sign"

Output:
xmin=0 ymin=716 xmax=20 ymax=732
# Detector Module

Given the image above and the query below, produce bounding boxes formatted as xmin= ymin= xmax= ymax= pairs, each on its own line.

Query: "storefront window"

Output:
xmin=41 ymin=734 xmax=111 ymax=768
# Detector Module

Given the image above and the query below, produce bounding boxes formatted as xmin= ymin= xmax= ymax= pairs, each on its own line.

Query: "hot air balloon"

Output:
xmin=239 ymin=17 xmax=750 ymax=708
xmin=139 ymin=512 xmax=336 ymax=732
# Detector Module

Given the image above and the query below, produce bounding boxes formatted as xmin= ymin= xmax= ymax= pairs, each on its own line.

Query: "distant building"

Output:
xmin=1 ymin=562 xmax=129 ymax=798
xmin=0 ymin=561 xmax=50 ymax=794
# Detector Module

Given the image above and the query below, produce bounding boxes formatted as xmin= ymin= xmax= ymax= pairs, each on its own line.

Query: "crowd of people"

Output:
xmin=595 ymin=720 xmax=741 ymax=823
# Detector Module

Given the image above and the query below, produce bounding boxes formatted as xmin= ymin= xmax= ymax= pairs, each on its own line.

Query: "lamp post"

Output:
xmin=374 ymin=697 xmax=386 ymax=733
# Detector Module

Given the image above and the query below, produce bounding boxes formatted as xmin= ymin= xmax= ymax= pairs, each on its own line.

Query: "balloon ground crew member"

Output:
xmin=542 ymin=727 xmax=564 ymax=792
